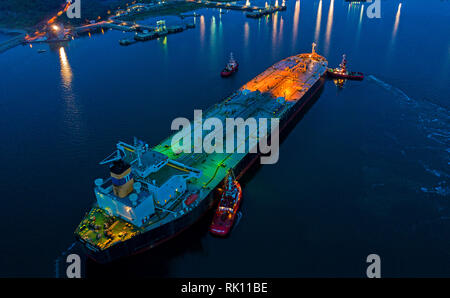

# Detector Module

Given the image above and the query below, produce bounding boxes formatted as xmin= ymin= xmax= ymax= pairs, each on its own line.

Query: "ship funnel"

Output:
xmin=110 ymin=160 xmax=134 ymax=198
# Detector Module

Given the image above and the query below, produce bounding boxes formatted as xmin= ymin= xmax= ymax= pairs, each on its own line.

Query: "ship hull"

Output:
xmin=78 ymin=76 xmax=326 ymax=264
xmin=209 ymin=182 xmax=242 ymax=236
xmin=220 ymin=64 xmax=238 ymax=77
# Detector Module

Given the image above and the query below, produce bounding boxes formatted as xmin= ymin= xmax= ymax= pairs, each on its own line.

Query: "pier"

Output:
xmin=71 ymin=18 xmax=195 ymax=45
xmin=133 ymin=20 xmax=194 ymax=43
xmin=246 ymin=1 xmax=287 ymax=18
xmin=184 ymin=0 xmax=287 ymax=14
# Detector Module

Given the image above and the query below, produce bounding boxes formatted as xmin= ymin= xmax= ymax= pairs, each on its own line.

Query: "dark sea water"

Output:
xmin=0 ymin=33 xmax=10 ymax=42
xmin=0 ymin=0 xmax=449 ymax=277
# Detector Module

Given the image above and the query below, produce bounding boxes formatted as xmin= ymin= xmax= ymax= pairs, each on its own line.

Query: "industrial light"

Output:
xmin=52 ymin=25 xmax=60 ymax=31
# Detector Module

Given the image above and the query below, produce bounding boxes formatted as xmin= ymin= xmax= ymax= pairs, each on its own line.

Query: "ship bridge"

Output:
xmin=93 ymin=139 xmax=201 ymax=228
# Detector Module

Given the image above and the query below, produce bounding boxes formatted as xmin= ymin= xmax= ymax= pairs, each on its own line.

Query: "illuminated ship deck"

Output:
xmin=154 ymin=51 xmax=328 ymax=188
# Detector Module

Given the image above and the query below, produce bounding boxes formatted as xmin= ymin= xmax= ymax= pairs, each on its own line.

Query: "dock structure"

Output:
xmin=246 ymin=5 xmax=286 ymax=18
xmin=72 ymin=21 xmax=108 ymax=35
xmin=127 ymin=20 xmax=193 ymax=44
xmin=108 ymin=1 xmax=178 ymax=21
xmin=183 ymin=0 xmax=287 ymax=14
xmin=71 ymin=18 xmax=193 ymax=45
xmin=103 ymin=23 xmax=135 ymax=32
xmin=134 ymin=31 xmax=159 ymax=41
xmin=179 ymin=12 xmax=201 ymax=18
xmin=134 ymin=23 xmax=187 ymax=42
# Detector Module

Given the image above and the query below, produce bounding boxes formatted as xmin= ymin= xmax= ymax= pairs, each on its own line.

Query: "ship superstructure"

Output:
xmin=75 ymin=44 xmax=328 ymax=262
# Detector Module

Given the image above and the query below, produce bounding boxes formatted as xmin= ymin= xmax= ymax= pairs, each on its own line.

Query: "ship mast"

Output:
xmin=339 ymin=54 xmax=347 ymax=73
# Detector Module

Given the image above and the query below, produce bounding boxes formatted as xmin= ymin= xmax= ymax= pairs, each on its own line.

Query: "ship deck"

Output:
xmin=76 ymin=208 xmax=139 ymax=250
xmin=154 ymin=52 xmax=327 ymax=193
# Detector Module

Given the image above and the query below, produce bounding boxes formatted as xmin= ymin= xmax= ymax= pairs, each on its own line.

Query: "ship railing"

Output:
xmin=168 ymin=159 xmax=202 ymax=178
xmin=154 ymin=206 xmax=177 ymax=214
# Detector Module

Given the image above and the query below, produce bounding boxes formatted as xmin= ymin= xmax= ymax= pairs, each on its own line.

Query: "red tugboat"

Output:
xmin=220 ymin=53 xmax=239 ymax=77
xmin=327 ymin=54 xmax=364 ymax=80
xmin=209 ymin=172 xmax=242 ymax=236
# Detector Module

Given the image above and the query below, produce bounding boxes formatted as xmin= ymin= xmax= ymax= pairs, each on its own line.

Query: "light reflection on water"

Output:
xmin=324 ymin=0 xmax=334 ymax=56
xmin=244 ymin=21 xmax=249 ymax=48
xmin=314 ymin=0 xmax=322 ymax=43
xmin=210 ymin=15 xmax=216 ymax=48
xmin=387 ymin=3 xmax=402 ymax=66
xmin=355 ymin=4 xmax=364 ymax=47
xmin=392 ymin=3 xmax=402 ymax=44
xmin=58 ymin=46 xmax=85 ymax=146
xmin=278 ymin=15 xmax=284 ymax=45
xmin=292 ymin=0 xmax=300 ymax=51
xmin=272 ymin=11 xmax=278 ymax=57
xmin=199 ymin=15 xmax=205 ymax=48
xmin=59 ymin=47 xmax=72 ymax=90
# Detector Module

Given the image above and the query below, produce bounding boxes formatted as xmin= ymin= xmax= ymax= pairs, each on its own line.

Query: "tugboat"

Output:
xmin=327 ymin=54 xmax=364 ymax=80
xmin=220 ymin=53 xmax=239 ymax=77
xmin=209 ymin=172 xmax=242 ymax=236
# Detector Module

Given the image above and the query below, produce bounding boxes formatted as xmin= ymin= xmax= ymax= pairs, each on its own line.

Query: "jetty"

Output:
xmin=246 ymin=4 xmax=286 ymax=18
xmin=184 ymin=0 xmax=287 ymax=14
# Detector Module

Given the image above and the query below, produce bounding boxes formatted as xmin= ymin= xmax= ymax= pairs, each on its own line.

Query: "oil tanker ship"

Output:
xmin=75 ymin=44 xmax=328 ymax=263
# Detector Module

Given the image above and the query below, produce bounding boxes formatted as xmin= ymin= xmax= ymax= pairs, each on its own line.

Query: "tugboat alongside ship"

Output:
xmin=220 ymin=53 xmax=239 ymax=77
xmin=209 ymin=172 xmax=242 ymax=236
xmin=327 ymin=54 xmax=364 ymax=81
xmin=75 ymin=43 xmax=328 ymax=263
